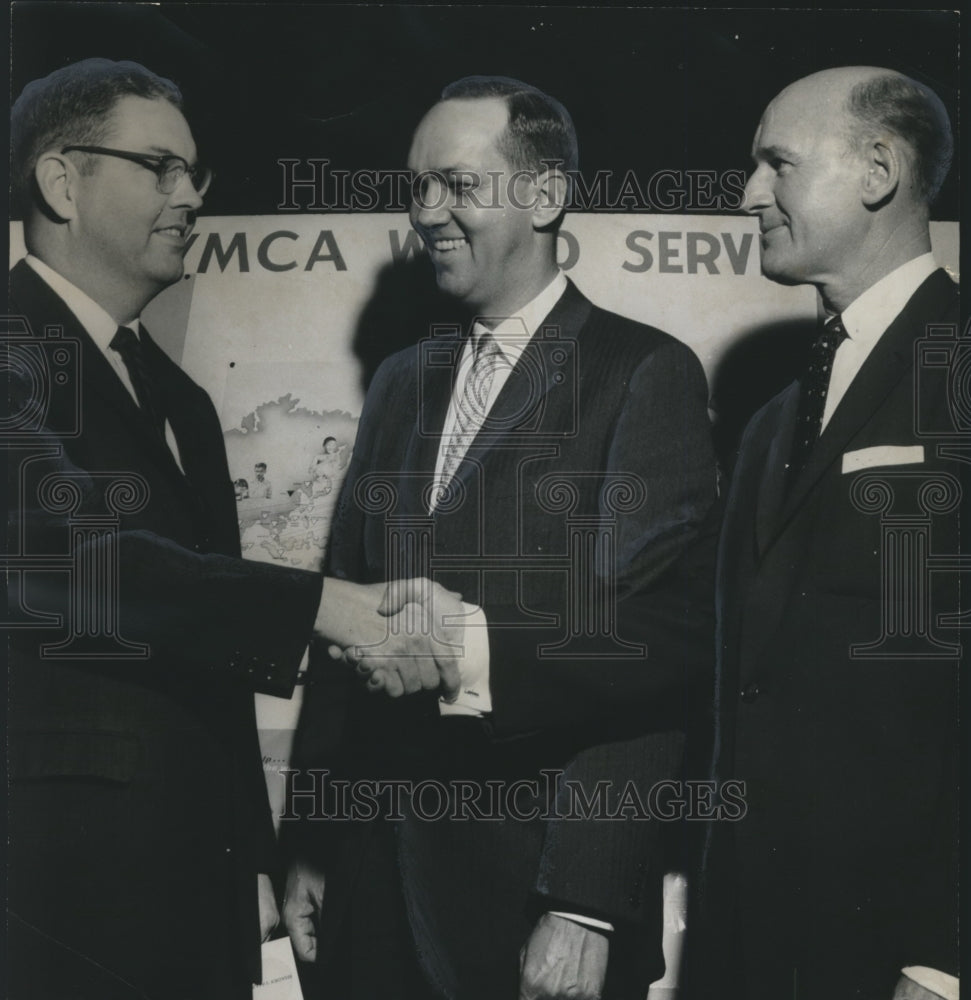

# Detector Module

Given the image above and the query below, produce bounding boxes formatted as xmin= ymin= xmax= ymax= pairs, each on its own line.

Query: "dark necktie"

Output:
xmin=110 ymin=326 xmax=166 ymax=440
xmin=787 ymin=314 xmax=848 ymax=487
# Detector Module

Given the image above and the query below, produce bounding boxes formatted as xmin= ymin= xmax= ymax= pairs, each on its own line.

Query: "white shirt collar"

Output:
xmin=25 ymin=254 xmax=140 ymax=346
xmin=838 ymin=253 xmax=938 ymax=350
xmin=22 ymin=256 xmax=184 ymax=471
xmin=471 ymin=271 xmax=569 ymax=364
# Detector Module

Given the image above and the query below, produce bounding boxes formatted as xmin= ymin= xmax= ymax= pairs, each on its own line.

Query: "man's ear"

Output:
xmin=34 ymin=152 xmax=80 ymax=221
xmin=532 ymin=167 xmax=569 ymax=230
xmin=861 ymin=139 xmax=901 ymax=206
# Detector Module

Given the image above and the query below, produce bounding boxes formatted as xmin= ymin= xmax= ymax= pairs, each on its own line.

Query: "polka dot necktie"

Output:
xmin=110 ymin=326 xmax=166 ymax=441
xmin=787 ymin=314 xmax=848 ymax=488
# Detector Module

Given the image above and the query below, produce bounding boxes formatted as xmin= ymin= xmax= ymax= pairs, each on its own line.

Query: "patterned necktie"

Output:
xmin=787 ymin=314 xmax=848 ymax=487
xmin=438 ymin=328 xmax=503 ymax=491
xmin=110 ymin=326 xmax=166 ymax=440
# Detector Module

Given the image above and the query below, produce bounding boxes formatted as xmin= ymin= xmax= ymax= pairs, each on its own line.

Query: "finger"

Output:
xmin=436 ymin=656 xmax=462 ymax=702
xmin=365 ymin=670 xmax=389 ymax=693
xmin=395 ymin=661 xmax=423 ymax=696
xmin=327 ymin=643 xmax=342 ymax=660
xmin=354 ymin=656 xmax=378 ymax=677
xmin=418 ymin=657 xmax=442 ymax=691
xmin=379 ymin=577 xmax=427 ymax=616
xmin=289 ymin=921 xmax=317 ymax=963
xmin=381 ymin=668 xmax=405 ymax=698
xmin=431 ymin=580 xmax=463 ymax=603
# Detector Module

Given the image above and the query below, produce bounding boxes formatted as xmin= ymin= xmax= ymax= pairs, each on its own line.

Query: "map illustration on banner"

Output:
xmin=225 ymin=393 xmax=357 ymax=572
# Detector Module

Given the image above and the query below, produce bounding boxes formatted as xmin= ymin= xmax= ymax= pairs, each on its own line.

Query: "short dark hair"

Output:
xmin=11 ymin=58 xmax=183 ymax=214
xmin=440 ymin=76 xmax=579 ymax=176
xmin=845 ymin=73 xmax=953 ymax=203
xmin=254 ymin=462 xmax=267 ymax=471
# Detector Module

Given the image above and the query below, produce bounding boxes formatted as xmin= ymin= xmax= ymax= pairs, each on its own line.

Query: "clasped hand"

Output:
xmin=315 ymin=577 xmax=466 ymax=701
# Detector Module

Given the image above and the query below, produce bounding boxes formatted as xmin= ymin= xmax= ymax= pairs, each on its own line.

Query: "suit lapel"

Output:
xmin=139 ymin=327 xmax=206 ymax=482
xmin=415 ymin=328 xmax=464 ymax=500
xmin=10 ymin=261 xmax=188 ymax=483
xmin=752 ymin=385 xmax=798 ymax=556
xmin=446 ymin=280 xmax=590 ymax=499
xmin=763 ymin=269 xmax=957 ymax=550
xmin=492 ymin=283 xmax=588 ymax=428
xmin=9 ymin=260 xmax=143 ymax=429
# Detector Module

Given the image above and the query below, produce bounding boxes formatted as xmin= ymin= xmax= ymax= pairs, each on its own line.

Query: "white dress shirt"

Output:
xmin=821 ymin=253 xmax=938 ymax=431
xmin=25 ymin=255 xmax=185 ymax=471
xmin=435 ymin=271 xmax=569 ymax=719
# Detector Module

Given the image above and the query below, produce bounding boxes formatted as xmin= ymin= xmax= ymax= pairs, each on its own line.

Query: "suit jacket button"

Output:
xmin=741 ymin=682 xmax=760 ymax=703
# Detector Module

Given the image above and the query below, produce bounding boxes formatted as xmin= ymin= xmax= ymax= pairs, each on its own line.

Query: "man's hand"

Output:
xmin=519 ymin=913 xmax=609 ymax=1000
xmin=893 ymin=973 xmax=955 ymax=1000
xmin=322 ymin=578 xmax=466 ymax=702
xmin=257 ymin=873 xmax=279 ymax=943
xmin=282 ymin=861 xmax=326 ymax=963
xmin=313 ymin=578 xmax=398 ymax=648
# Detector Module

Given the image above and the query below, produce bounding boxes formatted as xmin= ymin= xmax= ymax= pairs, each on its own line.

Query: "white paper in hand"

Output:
xmin=253 ymin=937 xmax=304 ymax=1000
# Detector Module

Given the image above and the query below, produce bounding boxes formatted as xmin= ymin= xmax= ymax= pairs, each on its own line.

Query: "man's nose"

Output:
xmin=741 ymin=165 xmax=773 ymax=214
xmin=171 ymin=171 xmax=205 ymax=211
xmin=410 ymin=172 xmax=451 ymax=228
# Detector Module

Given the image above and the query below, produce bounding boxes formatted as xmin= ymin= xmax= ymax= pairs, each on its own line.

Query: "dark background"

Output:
xmin=8 ymin=5 xmax=961 ymax=220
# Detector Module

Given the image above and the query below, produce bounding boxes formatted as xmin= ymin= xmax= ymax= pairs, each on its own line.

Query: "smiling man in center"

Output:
xmin=286 ymin=76 xmax=717 ymax=1000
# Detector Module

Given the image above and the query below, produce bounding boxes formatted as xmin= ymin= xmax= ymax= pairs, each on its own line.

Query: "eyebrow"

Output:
xmin=408 ymin=164 xmax=480 ymax=176
xmin=753 ymin=143 xmax=799 ymax=163
xmin=143 ymin=144 xmax=198 ymax=165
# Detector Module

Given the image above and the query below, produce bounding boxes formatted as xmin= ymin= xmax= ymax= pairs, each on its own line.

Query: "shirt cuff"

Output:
xmin=439 ymin=604 xmax=491 ymax=716
xmin=548 ymin=911 xmax=615 ymax=933
xmin=901 ymin=968 xmax=959 ymax=1000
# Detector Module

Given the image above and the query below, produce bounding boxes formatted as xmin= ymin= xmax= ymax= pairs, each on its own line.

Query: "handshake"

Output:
xmin=313 ymin=577 xmax=468 ymax=701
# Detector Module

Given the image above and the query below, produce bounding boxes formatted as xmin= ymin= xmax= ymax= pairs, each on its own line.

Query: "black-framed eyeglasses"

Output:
xmin=60 ymin=145 xmax=212 ymax=196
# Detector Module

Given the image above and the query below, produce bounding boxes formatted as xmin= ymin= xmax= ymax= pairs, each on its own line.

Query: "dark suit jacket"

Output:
xmin=5 ymin=259 xmax=323 ymax=1000
xmin=291 ymin=280 xmax=716 ymax=999
xmin=686 ymin=269 xmax=961 ymax=1000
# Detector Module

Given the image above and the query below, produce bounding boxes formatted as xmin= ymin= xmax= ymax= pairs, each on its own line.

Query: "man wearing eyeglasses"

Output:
xmin=6 ymin=57 xmax=461 ymax=999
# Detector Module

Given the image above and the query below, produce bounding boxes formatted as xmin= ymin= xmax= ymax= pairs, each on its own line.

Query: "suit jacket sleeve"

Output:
xmin=5 ymin=335 xmax=324 ymax=699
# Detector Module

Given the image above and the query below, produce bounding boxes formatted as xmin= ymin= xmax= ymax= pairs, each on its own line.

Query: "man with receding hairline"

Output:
xmin=285 ymin=75 xmax=717 ymax=1000
xmin=686 ymin=67 xmax=960 ymax=1000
